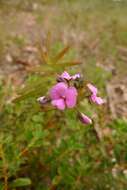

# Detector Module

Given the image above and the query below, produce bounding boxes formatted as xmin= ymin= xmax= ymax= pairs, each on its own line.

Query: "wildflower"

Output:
xmin=90 ymin=94 xmax=104 ymax=105
xmin=50 ymin=82 xmax=77 ymax=110
xmin=78 ymin=112 xmax=92 ymax=125
xmin=87 ymin=83 xmax=98 ymax=95
xmin=58 ymin=71 xmax=81 ymax=82
xmin=87 ymin=83 xmax=104 ymax=105
xmin=60 ymin=71 xmax=72 ymax=80
xmin=72 ymin=73 xmax=81 ymax=80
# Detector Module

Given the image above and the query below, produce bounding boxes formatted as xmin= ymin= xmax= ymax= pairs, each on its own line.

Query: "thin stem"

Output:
xmin=17 ymin=138 xmax=37 ymax=159
xmin=0 ymin=144 xmax=8 ymax=190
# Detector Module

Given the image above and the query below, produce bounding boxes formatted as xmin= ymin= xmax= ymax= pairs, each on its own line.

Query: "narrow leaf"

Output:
xmin=11 ymin=178 xmax=31 ymax=187
xmin=54 ymin=46 xmax=70 ymax=63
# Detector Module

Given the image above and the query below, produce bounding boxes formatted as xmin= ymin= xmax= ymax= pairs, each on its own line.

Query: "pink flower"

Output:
xmin=78 ymin=112 xmax=92 ymax=125
xmin=60 ymin=71 xmax=72 ymax=80
xmin=87 ymin=83 xmax=98 ymax=95
xmin=90 ymin=94 xmax=104 ymax=105
xmin=72 ymin=73 xmax=81 ymax=80
xmin=58 ymin=71 xmax=81 ymax=81
xmin=50 ymin=82 xmax=77 ymax=110
xmin=87 ymin=83 xmax=104 ymax=105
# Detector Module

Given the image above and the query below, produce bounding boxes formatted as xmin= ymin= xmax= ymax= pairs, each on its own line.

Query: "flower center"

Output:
xmin=61 ymin=95 xmax=66 ymax=99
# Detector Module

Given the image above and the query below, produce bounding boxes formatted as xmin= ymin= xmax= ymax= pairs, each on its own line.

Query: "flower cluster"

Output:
xmin=38 ymin=71 xmax=105 ymax=125
xmin=87 ymin=83 xmax=104 ymax=105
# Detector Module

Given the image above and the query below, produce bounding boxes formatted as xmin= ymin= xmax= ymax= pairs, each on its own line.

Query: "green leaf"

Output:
xmin=0 ymin=182 xmax=4 ymax=190
xmin=11 ymin=178 xmax=31 ymax=187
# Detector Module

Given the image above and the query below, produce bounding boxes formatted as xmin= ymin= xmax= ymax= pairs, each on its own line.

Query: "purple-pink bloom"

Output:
xmin=50 ymin=82 xmax=77 ymax=110
xmin=58 ymin=71 xmax=81 ymax=81
xmin=50 ymin=82 xmax=67 ymax=100
xmin=79 ymin=113 xmax=92 ymax=125
xmin=90 ymin=94 xmax=104 ymax=105
xmin=87 ymin=83 xmax=104 ymax=105
xmin=87 ymin=83 xmax=98 ymax=95
xmin=65 ymin=87 xmax=77 ymax=108
xmin=60 ymin=71 xmax=72 ymax=80
xmin=52 ymin=99 xmax=65 ymax=110
xmin=72 ymin=73 xmax=80 ymax=80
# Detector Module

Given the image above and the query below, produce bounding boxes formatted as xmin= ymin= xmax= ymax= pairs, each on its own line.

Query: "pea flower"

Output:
xmin=50 ymin=82 xmax=77 ymax=110
xmin=90 ymin=94 xmax=104 ymax=105
xmin=37 ymin=71 xmax=105 ymax=126
xmin=72 ymin=73 xmax=81 ymax=80
xmin=87 ymin=83 xmax=104 ymax=105
xmin=60 ymin=71 xmax=72 ymax=80
xmin=87 ymin=83 xmax=98 ymax=95
xmin=58 ymin=71 xmax=80 ymax=82
xmin=78 ymin=112 xmax=92 ymax=125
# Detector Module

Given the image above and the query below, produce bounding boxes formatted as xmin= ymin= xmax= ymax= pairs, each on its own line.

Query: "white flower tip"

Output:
xmin=72 ymin=73 xmax=81 ymax=80
xmin=37 ymin=96 xmax=45 ymax=102
xmin=37 ymin=96 xmax=49 ymax=104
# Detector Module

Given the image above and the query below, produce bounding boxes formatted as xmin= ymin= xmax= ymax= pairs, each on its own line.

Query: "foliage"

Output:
xmin=0 ymin=40 xmax=127 ymax=190
xmin=0 ymin=0 xmax=127 ymax=189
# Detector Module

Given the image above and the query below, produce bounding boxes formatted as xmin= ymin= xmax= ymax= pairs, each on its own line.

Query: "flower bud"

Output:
xmin=37 ymin=96 xmax=50 ymax=104
xmin=78 ymin=112 xmax=92 ymax=125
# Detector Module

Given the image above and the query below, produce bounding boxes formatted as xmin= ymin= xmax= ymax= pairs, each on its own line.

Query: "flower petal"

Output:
xmin=90 ymin=94 xmax=104 ymax=105
xmin=50 ymin=82 xmax=68 ymax=100
xmin=79 ymin=113 xmax=92 ymax=125
xmin=60 ymin=71 xmax=71 ymax=80
xmin=37 ymin=96 xmax=49 ymax=104
xmin=65 ymin=87 xmax=77 ymax=108
xmin=51 ymin=99 xmax=65 ymax=110
xmin=72 ymin=73 xmax=80 ymax=80
xmin=87 ymin=83 xmax=98 ymax=95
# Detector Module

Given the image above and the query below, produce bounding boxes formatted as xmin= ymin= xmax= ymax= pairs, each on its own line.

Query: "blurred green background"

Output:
xmin=0 ymin=0 xmax=127 ymax=189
